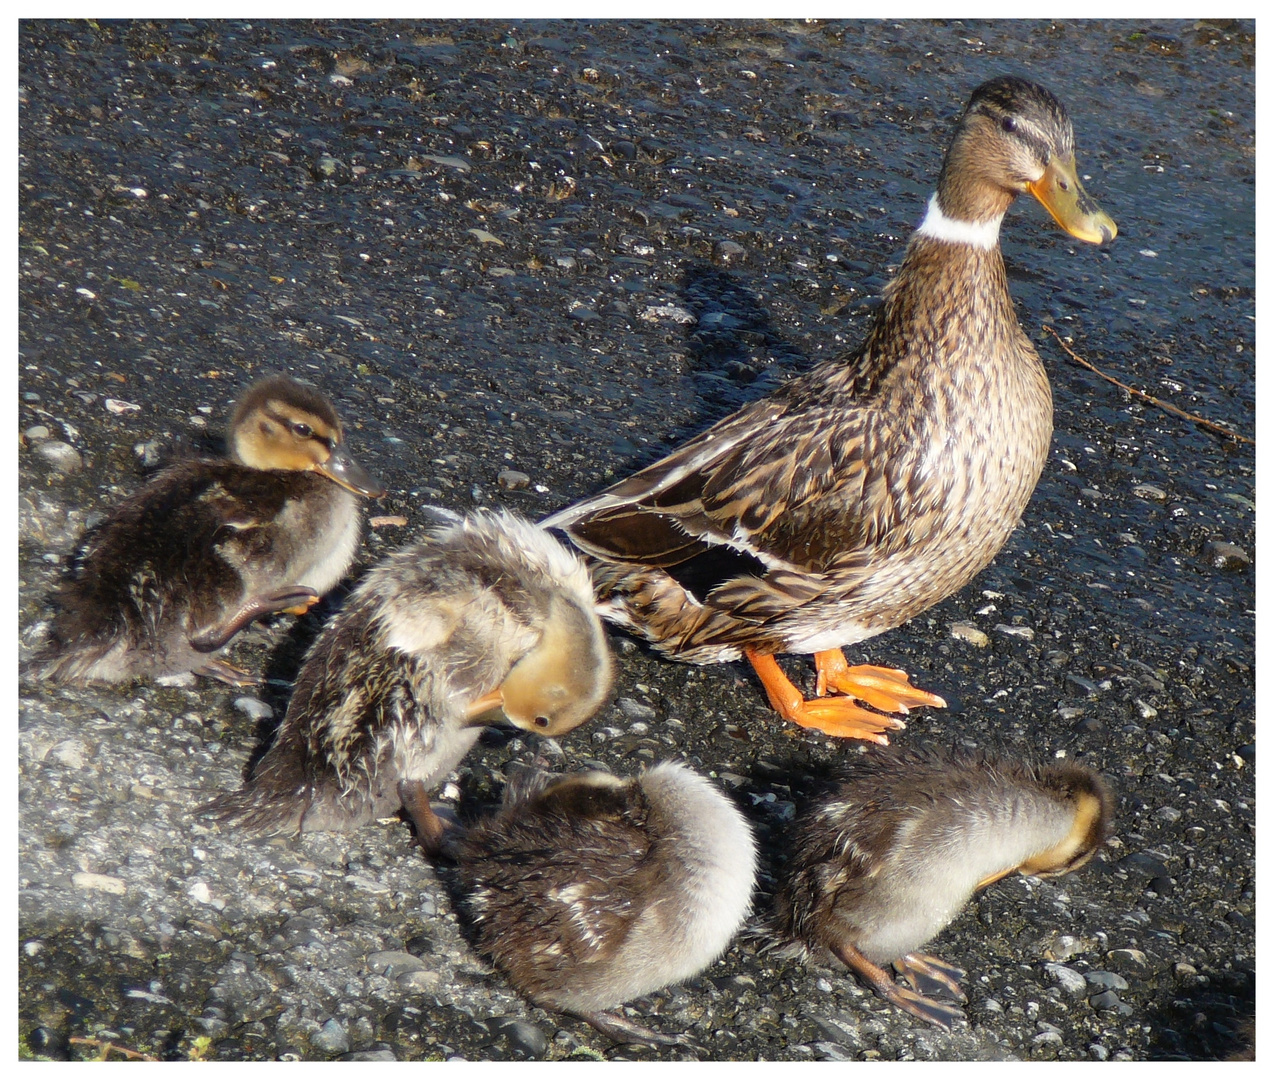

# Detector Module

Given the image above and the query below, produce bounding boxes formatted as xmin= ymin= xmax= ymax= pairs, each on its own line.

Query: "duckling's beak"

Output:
xmin=1027 ymin=154 xmax=1117 ymax=245
xmin=316 ymin=443 xmax=385 ymax=498
xmin=464 ymin=688 xmax=506 ymax=724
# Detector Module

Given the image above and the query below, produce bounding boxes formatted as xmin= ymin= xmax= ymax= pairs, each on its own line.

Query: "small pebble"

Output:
xmin=490 ymin=1017 xmax=548 ymax=1060
xmin=617 ymin=697 xmax=658 ymax=722
xmin=1132 ymin=483 xmax=1166 ymax=501
xmin=949 ymin=621 xmax=989 ymax=647
xmin=1043 ymin=963 xmax=1088 ymax=996
xmin=994 ymin=623 xmax=1034 ymax=641
xmin=72 ymin=872 xmax=126 ymax=895
xmin=340 ymin=1050 xmax=396 ymax=1062
xmin=233 ymin=697 xmax=274 ymax=722
xmin=1084 ymin=970 xmax=1129 ymax=991
xmin=1202 ymin=541 xmax=1250 ymax=571
xmin=311 ymin=1018 xmax=350 ymax=1055
xmin=104 ymin=398 xmax=141 ymax=414
xmin=366 ymin=951 xmax=425 ymax=977
xmin=36 ymin=440 xmax=83 ymax=475
xmin=24 ymin=425 xmax=51 ymax=441
xmin=496 ymin=469 xmax=530 ymax=490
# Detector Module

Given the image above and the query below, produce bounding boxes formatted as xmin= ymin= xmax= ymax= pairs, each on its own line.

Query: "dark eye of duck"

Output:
xmin=1000 ymin=116 xmax=1017 ymax=134
xmin=292 ymin=422 xmax=313 ymax=439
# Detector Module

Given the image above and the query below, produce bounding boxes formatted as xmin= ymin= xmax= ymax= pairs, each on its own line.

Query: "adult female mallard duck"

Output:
xmin=542 ymin=76 xmax=1116 ymax=741
xmin=206 ymin=510 xmax=613 ymax=851
xmin=774 ymin=745 xmax=1113 ymax=1027
xmin=449 ymin=761 xmax=757 ymax=1047
xmin=32 ymin=374 xmax=383 ymax=686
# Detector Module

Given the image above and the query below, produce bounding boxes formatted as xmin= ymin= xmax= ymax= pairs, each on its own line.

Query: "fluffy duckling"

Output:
xmin=206 ymin=510 xmax=613 ymax=850
xmin=775 ymin=745 xmax=1113 ymax=1028
xmin=452 ymin=761 xmax=758 ymax=1047
xmin=543 ymin=76 xmax=1116 ymax=741
xmin=32 ymin=374 xmax=383 ymax=686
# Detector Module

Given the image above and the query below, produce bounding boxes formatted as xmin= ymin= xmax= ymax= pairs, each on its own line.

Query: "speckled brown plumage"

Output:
xmin=542 ymin=77 xmax=1115 ymax=738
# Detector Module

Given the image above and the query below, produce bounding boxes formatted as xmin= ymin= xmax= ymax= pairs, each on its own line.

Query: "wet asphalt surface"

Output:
xmin=17 ymin=19 xmax=1254 ymax=1063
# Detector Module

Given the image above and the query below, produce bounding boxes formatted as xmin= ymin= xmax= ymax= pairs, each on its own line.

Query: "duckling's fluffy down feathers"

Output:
xmin=456 ymin=761 xmax=758 ymax=1014
xmin=777 ymin=745 xmax=1113 ymax=966
xmin=206 ymin=510 xmax=610 ymax=835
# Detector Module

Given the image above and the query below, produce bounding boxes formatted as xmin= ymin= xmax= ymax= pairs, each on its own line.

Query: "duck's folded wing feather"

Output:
xmin=548 ymin=395 xmax=905 ymax=576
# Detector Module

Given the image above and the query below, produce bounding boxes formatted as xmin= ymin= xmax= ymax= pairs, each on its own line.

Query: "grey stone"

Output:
xmin=1043 ymin=963 xmax=1087 ymax=996
xmin=36 ymin=440 xmax=83 ymax=475
xmin=233 ymin=696 xmax=274 ymax=721
xmin=1085 ymin=970 xmax=1129 ymax=991
xmin=311 ymin=1018 xmax=350 ymax=1054
xmin=1203 ymin=541 xmax=1250 ymax=571
xmin=490 ymin=1016 xmax=548 ymax=1059
xmin=366 ymin=950 xmax=426 ymax=977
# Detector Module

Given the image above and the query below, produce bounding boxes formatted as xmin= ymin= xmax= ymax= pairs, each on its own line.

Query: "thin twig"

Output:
xmin=68 ymin=1036 xmax=158 ymax=1062
xmin=1044 ymin=324 xmax=1254 ymax=446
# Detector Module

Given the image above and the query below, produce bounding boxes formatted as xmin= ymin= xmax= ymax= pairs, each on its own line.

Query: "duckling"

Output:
xmin=32 ymin=374 xmax=383 ymax=686
xmin=205 ymin=509 xmax=613 ymax=851
xmin=451 ymin=761 xmax=758 ymax=1047
xmin=775 ymin=745 xmax=1113 ymax=1028
xmin=542 ymin=76 xmax=1116 ymax=741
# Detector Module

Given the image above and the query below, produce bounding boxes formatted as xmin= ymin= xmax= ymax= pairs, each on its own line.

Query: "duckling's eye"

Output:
xmin=1000 ymin=116 xmax=1017 ymax=134
xmin=533 ymin=715 xmax=551 ymax=729
xmin=292 ymin=422 xmax=313 ymax=438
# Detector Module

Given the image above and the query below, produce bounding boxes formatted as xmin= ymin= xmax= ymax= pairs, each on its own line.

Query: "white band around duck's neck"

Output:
xmin=916 ymin=193 xmax=1002 ymax=250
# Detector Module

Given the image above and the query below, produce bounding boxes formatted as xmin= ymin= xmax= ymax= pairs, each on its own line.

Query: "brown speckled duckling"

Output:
xmin=776 ymin=745 xmax=1113 ymax=1028
xmin=33 ymin=374 xmax=383 ymax=687
xmin=543 ymin=76 xmax=1115 ymax=742
xmin=206 ymin=510 xmax=612 ymax=851
xmin=451 ymin=761 xmax=758 ymax=1047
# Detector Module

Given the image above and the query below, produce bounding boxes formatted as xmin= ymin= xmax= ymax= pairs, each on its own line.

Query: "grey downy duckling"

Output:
xmin=206 ymin=509 xmax=613 ymax=851
xmin=32 ymin=373 xmax=383 ymax=686
xmin=450 ymin=761 xmax=758 ymax=1048
xmin=775 ymin=745 xmax=1113 ymax=1028
xmin=542 ymin=76 xmax=1116 ymax=742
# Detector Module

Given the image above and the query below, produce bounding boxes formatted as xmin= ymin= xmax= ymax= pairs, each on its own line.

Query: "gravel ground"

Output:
xmin=18 ymin=19 xmax=1254 ymax=1062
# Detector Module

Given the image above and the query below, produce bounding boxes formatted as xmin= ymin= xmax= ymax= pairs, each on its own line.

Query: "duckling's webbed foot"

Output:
xmin=832 ymin=940 xmax=965 ymax=1030
xmin=572 ymin=1009 xmax=702 ymax=1052
xmin=894 ymin=951 xmax=968 ymax=1002
xmin=397 ymin=779 xmax=458 ymax=857
xmin=813 ymin=649 xmax=947 ymax=715
xmin=189 ymin=586 xmax=321 ymax=652
xmin=192 ymin=658 xmax=259 ymax=687
xmin=746 ymin=649 xmax=906 ymax=744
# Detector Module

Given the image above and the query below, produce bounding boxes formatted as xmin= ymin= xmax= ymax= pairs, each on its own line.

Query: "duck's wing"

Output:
xmin=543 ymin=369 xmax=921 ymax=577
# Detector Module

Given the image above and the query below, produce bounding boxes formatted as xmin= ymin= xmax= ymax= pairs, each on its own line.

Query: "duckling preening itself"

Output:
xmin=542 ymin=76 xmax=1116 ymax=742
xmin=775 ymin=745 xmax=1113 ymax=1028
xmin=205 ymin=510 xmax=613 ymax=851
xmin=32 ymin=374 xmax=384 ymax=687
xmin=451 ymin=761 xmax=758 ymax=1048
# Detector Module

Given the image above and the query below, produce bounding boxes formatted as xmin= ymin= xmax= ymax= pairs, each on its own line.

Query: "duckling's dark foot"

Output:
xmin=746 ymin=649 xmax=905 ymax=744
xmin=832 ymin=940 xmax=966 ymax=1030
xmin=813 ymin=649 xmax=947 ymax=714
xmin=572 ymin=1009 xmax=702 ymax=1052
xmin=189 ymin=586 xmax=321 ymax=652
xmin=192 ymin=658 xmax=258 ymax=687
xmin=397 ymin=779 xmax=454 ymax=857
xmin=894 ymin=952 xmax=968 ymax=1002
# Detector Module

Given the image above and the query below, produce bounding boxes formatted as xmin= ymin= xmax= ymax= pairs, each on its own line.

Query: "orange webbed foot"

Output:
xmin=813 ymin=649 xmax=946 ymax=714
xmin=832 ymin=941 xmax=967 ymax=1030
xmin=894 ymin=952 xmax=968 ymax=1002
xmin=745 ymin=650 xmax=905 ymax=743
